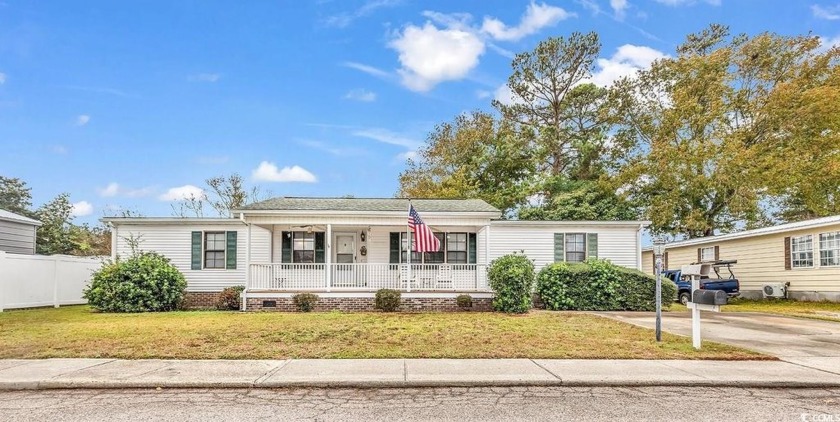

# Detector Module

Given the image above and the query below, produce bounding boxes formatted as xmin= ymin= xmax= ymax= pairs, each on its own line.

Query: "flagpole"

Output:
xmin=406 ymin=199 xmax=412 ymax=293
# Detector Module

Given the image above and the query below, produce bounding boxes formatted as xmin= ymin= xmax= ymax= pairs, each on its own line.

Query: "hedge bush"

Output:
xmin=487 ymin=253 xmax=535 ymax=313
xmin=375 ymin=289 xmax=401 ymax=312
xmin=536 ymin=259 xmax=676 ymax=311
xmin=456 ymin=294 xmax=473 ymax=309
xmin=292 ymin=292 xmax=319 ymax=312
xmin=83 ymin=252 xmax=187 ymax=313
xmin=216 ymin=286 xmax=245 ymax=310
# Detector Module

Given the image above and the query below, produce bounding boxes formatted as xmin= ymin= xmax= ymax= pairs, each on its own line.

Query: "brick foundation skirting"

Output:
xmin=246 ymin=296 xmax=493 ymax=312
xmin=184 ymin=292 xmax=221 ymax=309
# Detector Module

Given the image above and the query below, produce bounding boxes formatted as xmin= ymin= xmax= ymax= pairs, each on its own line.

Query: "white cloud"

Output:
xmin=813 ymin=4 xmax=840 ymax=20
xmin=0 ymin=72 xmax=5 ymax=84
xmin=71 ymin=201 xmax=94 ymax=217
xmin=389 ymin=21 xmax=485 ymax=92
xmin=610 ymin=0 xmax=628 ymax=20
xmin=158 ymin=185 xmax=206 ymax=201
xmin=353 ymin=128 xmax=421 ymax=149
xmin=589 ymin=44 xmax=668 ymax=86
xmin=480 ymin=1 xmax=574 ymax=41
xmin=341 ymin=61 xmax=391 ymax=78
xmin=98 ymin=182 xmax=154 ymax=198
xmin=493 ymin=83 xmax=520 ymax=106
xmin=819 ymin=35 xmax=840 ymax=52
xmin=99 ymin=182 xmax=120 ymax=197
xmin=324 ymin=0 xmax=402 ymax=28
xmin=251 ymin=162 xmax=317 ymax=183
xmin=396 ymin=150 xmax=418 ymax=161
xmin=344 ymin=89 xmax=377 ymax=102
xmin=188 ymin=73 xmax=221 ymax=82
xmin=476 ymin=89 xmax=492 ymax=99
xmin=76 ymin=114 xmax=90 ymax=126
xmin=50 ymin=145 xmax=68 ymax=155
xmin=653 ymin=0 xmax=720 ymax=5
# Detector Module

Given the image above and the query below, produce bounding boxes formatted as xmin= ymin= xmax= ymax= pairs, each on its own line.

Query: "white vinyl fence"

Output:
xmin=0 ymin=251 xmax=101 ymax=311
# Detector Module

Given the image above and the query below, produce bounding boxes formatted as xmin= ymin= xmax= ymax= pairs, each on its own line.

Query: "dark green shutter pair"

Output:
xmin=190 ymin=231 xmax=237 ymax=270
xmin=280 ymin=231 xmax=325 ymax=263
xmin=553 ymin=233 xmax=598 ymax=262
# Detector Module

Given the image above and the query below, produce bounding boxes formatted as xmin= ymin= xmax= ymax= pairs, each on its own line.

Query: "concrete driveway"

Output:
xmin=595 ymin=311 xmax=840 ymax=374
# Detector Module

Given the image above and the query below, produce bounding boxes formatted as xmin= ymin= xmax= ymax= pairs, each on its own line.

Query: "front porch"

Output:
xmin=248 ymin=263 xmax=489 ymax=292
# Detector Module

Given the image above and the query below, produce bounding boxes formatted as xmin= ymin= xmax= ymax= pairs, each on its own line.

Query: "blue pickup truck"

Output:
xmin=662 ymin=260 xmax=741 ymax=305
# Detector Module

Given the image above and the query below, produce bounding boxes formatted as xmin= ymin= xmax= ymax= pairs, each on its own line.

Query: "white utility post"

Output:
xmin=652 ymin=237 xmax=666 ymax=342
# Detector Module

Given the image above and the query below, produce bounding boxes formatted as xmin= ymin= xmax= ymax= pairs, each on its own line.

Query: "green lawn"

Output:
xmin=670 ymin=299 xmax=840 ymax=323
xmin=0 ymin=306 xmax=768 ymax=360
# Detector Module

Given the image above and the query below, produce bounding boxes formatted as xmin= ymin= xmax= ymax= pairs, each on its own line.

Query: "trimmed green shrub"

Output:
xmin=536 ymin=259 xmax=677 ymax=311
xmin=216 ymin=286 xmax=245 ymax=310
xmin=375 ymin=289 xmax=401 ymax=312
xmin=456 ymin=294 xmax=473 ymax=309
xmin=83 ymin=252 xmax=187 ymax=313
xmin=488 ymin=253 xmax=535 ymax=313
xmin=292 ymin=292 xmax=319 ymax=312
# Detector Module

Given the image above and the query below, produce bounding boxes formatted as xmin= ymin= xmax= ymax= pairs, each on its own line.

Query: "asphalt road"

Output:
xmin=1 ymin=387 xmax=838 ymax=421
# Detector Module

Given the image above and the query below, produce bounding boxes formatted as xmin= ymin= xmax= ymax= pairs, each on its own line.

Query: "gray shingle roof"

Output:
xmin=238 ymin=197 xmax=500 ymax=213
xmin=0 ymin=209 xmax=42 ymax=226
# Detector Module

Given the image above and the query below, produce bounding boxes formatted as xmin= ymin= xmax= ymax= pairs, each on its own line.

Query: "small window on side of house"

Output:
xmin=565 ymin=233 xmax=586 ymax=263
xmin=699 ymin=246 xmax=715 ymax=262
xmin=204 ymin=232 xmax=226 ymax=269
xmin=819 ymin=232 xmax=840 ymax=267
xmin=791 ymin=235 xmax=814 ymax=268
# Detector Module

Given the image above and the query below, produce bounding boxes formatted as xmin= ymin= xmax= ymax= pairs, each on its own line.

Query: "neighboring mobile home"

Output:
xmin=642 ymin=215 xmax=840 ymax=302
xmin=0 ymin=209 xmax=41 ymax=255
xmin=104 ymin=197 xmax=648 ymax=311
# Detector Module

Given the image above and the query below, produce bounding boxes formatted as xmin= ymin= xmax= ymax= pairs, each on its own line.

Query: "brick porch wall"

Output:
xmin=246 ymin=296 xmax=493 ymax=312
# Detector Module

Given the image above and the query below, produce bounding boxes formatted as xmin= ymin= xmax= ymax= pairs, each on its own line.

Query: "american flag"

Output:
xmin=408 ymin=205 xmax=440 ymax=253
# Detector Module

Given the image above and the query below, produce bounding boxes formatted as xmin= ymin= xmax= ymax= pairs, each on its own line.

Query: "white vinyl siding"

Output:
xmin=488 ymin=224 xmax=640 ymax=270
xmin=114 ymin=223 xmax=270 ymax=292
xmin=791 ymin=235 xmax=814 ymax=268
xmin=820 ymin=232 xmax=840 ymax=267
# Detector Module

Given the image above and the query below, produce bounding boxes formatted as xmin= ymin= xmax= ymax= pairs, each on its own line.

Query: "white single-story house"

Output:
xmin=0 ymin=209 xmax=41 ymax=255
xmin=104 ymin=197 xmax=648 ymax=311
xmin=642 ymin=215 xmax=840 ymax=302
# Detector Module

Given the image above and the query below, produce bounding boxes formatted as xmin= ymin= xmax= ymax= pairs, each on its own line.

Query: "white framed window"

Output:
xmin=700 ymin=246 xmax=715 ymax=262
xmin=293 ymin=232 xmax=315 ymax=263
xmin=565 ymin=233 xmax=586 ymax=263
xmin=446 ymin=233 xmax=467 ymax=264
xmin=204 ymin=232 xmax=226 ymax=269
xmin=820 ymin=231 xmax=840 ymax=267
xmin=791 ymin=235 xmax=814 ymax=268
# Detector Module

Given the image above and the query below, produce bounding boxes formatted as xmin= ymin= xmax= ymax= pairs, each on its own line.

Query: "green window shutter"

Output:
xmin=468 ymin=233 xmax=477 ymax=264
xmin=554 ymin=233 xmax=565 ymax=262
xmin=225 ymin=231 xmax=238 ymax=269
xmin=281 ymin=231 xmax=292 ymax=263
xmin=314 ymin=232 xmax=325 ymax=263
xmin=389 ymin=232 xmax=400 ymax=263
xmin=587 ymin=233 xmax=598 ymax=259
xmin=191 ymin=231 xmax=202 ymax=270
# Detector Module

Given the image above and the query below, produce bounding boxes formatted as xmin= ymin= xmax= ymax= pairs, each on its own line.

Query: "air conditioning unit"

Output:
xmin=763 ymin=284 xmax=786 ymax=298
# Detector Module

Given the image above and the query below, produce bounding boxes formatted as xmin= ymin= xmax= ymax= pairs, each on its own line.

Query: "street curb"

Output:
xmin=4 ymin=379 xmax=840 ymax=390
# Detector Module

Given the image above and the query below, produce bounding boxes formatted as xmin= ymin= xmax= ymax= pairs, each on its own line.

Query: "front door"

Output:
xmin=335 ymin=234 xmax=355 ymax=264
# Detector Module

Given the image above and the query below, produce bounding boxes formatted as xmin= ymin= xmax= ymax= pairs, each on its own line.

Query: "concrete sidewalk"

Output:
xmin=2 ymin=358 xmax=840 ymax=390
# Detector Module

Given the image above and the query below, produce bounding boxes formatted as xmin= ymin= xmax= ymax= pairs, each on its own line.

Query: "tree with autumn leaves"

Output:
xmin=399 ymin=25 xmax=840 ymax=239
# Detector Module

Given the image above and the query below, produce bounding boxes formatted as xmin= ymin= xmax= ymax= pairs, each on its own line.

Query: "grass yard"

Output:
xmin=0 ymin=306 xmax=768 ymax=360
xmin=670 ymin=298 xmax=840 ymax=323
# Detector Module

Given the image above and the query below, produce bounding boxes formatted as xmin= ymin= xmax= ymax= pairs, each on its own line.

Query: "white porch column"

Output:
xmin=326 ymin=224 xmax=332 ymax=292
xmin=484 ymin=224 xmax=490 ymax=290
xmin=242 ymin=222 xmax=252 ymax=311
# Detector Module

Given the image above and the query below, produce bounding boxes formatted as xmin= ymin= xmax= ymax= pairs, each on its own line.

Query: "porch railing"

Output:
xmin=248 ymin=263 xmax=489 ymax=292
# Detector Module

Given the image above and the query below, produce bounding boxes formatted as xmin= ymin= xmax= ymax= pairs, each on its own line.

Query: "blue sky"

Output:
xmin=1 ymin=0 xmax=838 ymax=224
